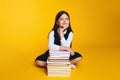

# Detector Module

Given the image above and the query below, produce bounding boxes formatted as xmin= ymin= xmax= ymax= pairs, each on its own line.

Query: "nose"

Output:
xmin=63 ymin=19 xmax=66 ymax=22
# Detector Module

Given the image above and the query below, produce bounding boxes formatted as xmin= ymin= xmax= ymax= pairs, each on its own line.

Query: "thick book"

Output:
xmin=48 ymin=59 xmax=70 ymax=62
xmin=48 ymin=56 xmax=69 ymax=59
xmin=47 ymin=63 xmax=68 ymax=66
xmin=49 ymin=50 xmax=70 ymax=54
xmin=47 ymin=65 xmax=70 ymax=69
xmin=47 ymin=59 xmax=70 ymax=64
xmin=49 ymin=50 xmax=70 ymax=57
xmin=48 ymin=73 xmax=70 ymax=77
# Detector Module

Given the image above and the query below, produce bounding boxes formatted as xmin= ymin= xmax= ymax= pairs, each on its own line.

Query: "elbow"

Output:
xmin=48 ymin=44 xmax=52 ymax=50
xmin=48 ymin=44 xmax=55 ymax=50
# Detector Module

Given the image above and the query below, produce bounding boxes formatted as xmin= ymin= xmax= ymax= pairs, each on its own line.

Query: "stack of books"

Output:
xmin=47 ymin=50 xmax=71 ymax=77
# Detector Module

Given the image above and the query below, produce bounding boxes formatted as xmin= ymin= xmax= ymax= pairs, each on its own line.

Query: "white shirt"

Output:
xmin=48 ymin=30 xmax=73 ymax=50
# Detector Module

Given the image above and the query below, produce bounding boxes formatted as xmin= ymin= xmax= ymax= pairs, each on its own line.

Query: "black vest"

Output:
xmin=54 ymin=28 xmax=71 ymax=45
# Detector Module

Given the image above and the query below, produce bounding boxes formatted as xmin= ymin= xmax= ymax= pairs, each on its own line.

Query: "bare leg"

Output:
xmin=70 ymin=57 xmax=82 ymax=64
xmin=35 ymin=60 xmax=47 ymax=68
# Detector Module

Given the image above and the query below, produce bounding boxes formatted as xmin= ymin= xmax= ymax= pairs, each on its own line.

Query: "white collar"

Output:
xmin=63 ymin=30 xmax=67 ymax=34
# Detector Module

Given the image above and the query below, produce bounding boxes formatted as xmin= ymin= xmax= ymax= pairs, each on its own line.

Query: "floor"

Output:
xmin=0 ymin=47 xmax=120 ymax=80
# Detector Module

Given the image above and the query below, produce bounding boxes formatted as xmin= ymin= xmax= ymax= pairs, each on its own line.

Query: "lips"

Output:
xmin=63 ymin=23 xmax=67 ymax=25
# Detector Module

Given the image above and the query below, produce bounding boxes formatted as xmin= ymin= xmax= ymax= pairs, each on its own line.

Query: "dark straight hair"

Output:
xmin=51 ymin=10 xmax=73 ymax=32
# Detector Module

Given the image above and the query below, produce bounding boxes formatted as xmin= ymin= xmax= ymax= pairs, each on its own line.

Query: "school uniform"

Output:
xmin=35 ymin=28 xmax=82 ymax=61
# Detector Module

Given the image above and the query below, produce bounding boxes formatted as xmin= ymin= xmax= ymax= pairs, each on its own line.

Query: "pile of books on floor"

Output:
xmin=47 ymin=50 xmax=71 ymax=77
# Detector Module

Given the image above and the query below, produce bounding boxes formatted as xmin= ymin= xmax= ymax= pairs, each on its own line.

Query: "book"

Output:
xmin=47 ymin=50 xmax=71 ymax=77
xmin=47 ymin=63 xmax=69 ymax=66
xmin=48 ymin=59 xmax=70 ymax=62
xmin=48 ymin=56 xmax=69 ymax=59
xmin=48 ymin=73 xmax=70 ymax=77
xmin=49 ymin=50 xmax=70 ymax=57
xmin=49 ymin=50 xmax=70 ymax=54
xmin=47 ymin=59 xmax=70 ymax=64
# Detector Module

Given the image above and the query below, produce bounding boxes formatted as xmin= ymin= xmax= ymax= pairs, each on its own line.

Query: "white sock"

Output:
xmin=70 ymin=64 xmax=76 ymax=69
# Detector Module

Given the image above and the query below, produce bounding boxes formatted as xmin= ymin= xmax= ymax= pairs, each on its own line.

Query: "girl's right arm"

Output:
xmin=48 ymin=31 xmax=60 ymax=50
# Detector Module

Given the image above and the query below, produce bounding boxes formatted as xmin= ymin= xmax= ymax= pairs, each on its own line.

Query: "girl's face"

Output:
xmin=57 ymin=14 xmax=70 ymax=29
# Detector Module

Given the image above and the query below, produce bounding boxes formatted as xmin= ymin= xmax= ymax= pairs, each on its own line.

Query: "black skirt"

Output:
xmin=35 ymin=50 xmax=82 ymax=62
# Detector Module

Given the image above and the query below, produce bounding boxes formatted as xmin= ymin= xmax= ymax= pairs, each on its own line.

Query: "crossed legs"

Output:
xmin=35 ymin=57 xmax=82 ymax=67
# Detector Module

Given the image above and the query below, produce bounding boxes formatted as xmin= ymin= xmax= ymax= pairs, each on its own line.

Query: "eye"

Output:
xmin=66 ymin=18 xmax=69 ymax=20
xmin=59 ymin=18 xmax=63 ymax=20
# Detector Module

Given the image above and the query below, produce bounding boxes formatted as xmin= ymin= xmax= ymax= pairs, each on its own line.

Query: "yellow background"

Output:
xmin=0 ymin=0 xmax=120 ymax=80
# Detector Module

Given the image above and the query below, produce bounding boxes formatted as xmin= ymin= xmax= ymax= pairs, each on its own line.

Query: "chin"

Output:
xmin=63 ymin=25 xmax=68 ymax=28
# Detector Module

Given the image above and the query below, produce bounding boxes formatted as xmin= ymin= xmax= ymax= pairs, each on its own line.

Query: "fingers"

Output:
xmin=66 ymin=47 xmax=75 ymax=56
xmin=70 ymin=49 xmax=74 ymax=55
xmin=59 ymin=26 xmax=66 ymax=32
xmin=60 ymin=46 xmax=75 ymax=55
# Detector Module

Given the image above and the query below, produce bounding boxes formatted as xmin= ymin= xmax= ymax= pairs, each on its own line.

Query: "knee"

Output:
xmin=77 ymin=57 xmax=82 ymax=61
xmin=70 ymin=57 xmax=82 ymax=64
xmin=74 ymin=57 xmax=82 ymax=62
xmin=35 ymin=60 xmax=46 ymax=67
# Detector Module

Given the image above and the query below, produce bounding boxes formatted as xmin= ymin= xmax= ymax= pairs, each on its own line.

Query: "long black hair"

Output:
xmin=51 ymin=10 xmax=73 ymax=32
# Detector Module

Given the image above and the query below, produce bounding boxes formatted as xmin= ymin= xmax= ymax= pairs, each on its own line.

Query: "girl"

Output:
xmin=35 ymin=11 xmax=82 ymax=68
